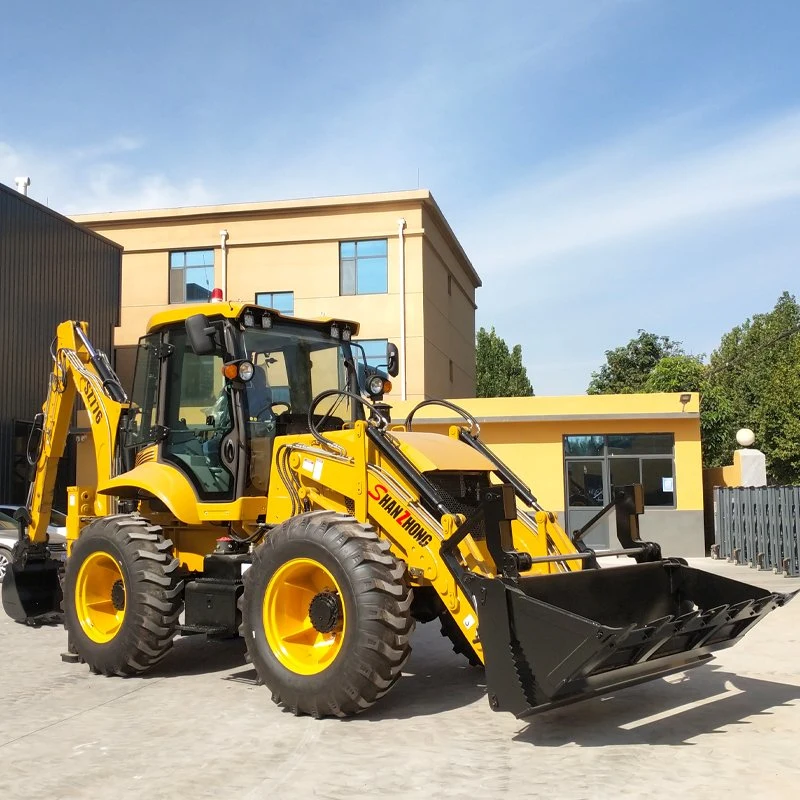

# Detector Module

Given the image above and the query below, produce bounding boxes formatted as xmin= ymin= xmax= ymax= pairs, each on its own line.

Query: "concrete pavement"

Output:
xmin=1 ymin=557 xmax=798 ymax=799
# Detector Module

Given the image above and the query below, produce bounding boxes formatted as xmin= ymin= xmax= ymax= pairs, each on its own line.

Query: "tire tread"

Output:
xmin=239 ymin=511 xmax=414 ymax=717
xmin=64 ymin=514 xmax=183 ymax=677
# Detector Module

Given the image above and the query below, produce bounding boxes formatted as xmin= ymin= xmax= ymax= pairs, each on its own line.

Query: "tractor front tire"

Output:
xmin=439 ymin=612 xmax=482 ymax=667
xmin=240 ymin=511 xmax=414 ymax=718
xmin=63 ymin=514 xmax=183 ymax=676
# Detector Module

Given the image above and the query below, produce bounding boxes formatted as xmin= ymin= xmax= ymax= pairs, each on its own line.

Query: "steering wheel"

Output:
xmin=253 ymin=401 xmax=291 ymax=421
xmin=307 ymin=390 xmax=389 ymax=454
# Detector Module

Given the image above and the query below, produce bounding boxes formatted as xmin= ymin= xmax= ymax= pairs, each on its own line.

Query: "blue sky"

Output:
xmin=2 ymin=1 xmax=798 ymax=394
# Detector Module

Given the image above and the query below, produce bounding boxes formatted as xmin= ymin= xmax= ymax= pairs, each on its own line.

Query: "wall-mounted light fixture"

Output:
xmin=679 ymin=393 xmax=691 ymax=410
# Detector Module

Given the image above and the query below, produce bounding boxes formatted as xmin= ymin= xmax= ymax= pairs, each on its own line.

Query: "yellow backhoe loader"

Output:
xmin=3 ymin=303 xmax=795 ymax=718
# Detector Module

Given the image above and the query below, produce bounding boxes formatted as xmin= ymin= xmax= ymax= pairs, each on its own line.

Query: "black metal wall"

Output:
xmin=0 ymin=183 xmax=121 ymax=504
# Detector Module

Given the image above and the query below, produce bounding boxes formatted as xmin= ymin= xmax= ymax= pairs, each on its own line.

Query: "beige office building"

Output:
xmin=73 ymin=190 xmax=481 ymax=401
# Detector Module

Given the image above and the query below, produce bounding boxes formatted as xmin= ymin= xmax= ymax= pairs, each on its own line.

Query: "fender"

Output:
xmin=98 ymin=461 xmax=267 ymax=525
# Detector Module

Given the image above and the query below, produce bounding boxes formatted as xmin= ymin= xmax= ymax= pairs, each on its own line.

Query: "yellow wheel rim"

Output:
xmin=263 ymin=557 xmax=346 ymax=676
xmin=75 ymin=551 xmax=126 ymax=644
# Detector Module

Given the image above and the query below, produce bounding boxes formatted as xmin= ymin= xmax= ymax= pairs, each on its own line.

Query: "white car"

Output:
xmin=0 ymin=505 xmax=67 ymax=538
xmin=0 ymin=509 xmax=67 ymax=584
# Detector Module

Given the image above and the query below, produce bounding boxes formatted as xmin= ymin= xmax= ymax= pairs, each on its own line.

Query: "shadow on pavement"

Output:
xmin=135 ymin=619 xmax=800 ymax=741
xmin=514 ymin=666 xmax=800 ymax=747
xmin=146 ymin=634 xmax=247 ymax=678
xmin=360 ymin=662 xmax=486 ymax=721
xmin=343 ymin=623 xmax=488 ymax=721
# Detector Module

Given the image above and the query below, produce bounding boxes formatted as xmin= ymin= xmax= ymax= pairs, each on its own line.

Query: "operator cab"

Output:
xmin=122 ymin=302 xmax=397 ymax=503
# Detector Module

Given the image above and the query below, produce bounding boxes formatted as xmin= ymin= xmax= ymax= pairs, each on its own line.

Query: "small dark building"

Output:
xmin=0 ymin=183 xmax=121 ymax=505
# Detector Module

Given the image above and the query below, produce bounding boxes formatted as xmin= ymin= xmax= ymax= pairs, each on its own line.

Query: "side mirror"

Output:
xmin=186 ymin=314 xmax=217 ymax=356
xmin=386 ymin=342 xmax=399 ymax=377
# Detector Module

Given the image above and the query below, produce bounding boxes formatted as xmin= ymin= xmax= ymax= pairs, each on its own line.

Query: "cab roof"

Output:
xmin=146 ymin=301 xmax=361 ymax=336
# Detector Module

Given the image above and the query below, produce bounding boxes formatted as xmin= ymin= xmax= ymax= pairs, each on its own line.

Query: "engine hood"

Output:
xmin=387 ymin=431 xmax=495 ymax=473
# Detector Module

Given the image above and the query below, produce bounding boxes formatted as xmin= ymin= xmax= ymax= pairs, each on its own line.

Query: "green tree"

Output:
xmin=640 ymin=355 xmax=736 ymax=469
xmin=476 ymin=327 xmax=534 ymax=397
xmin=644 ymin=354 xmax=705 ymax=393
xmin=698 ymin=383 xmax=736 ymax=469
xmin=585 ymin=295 xmax=800 ymax=479
xmin=587 ymin=330 xmax=685 ymax=394
xmin=704 ymin=292 xmax=800 ymax=481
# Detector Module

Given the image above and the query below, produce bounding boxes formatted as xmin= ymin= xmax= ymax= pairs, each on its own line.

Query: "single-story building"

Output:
xmin=391 ymin=392 xmax=704 ymax=557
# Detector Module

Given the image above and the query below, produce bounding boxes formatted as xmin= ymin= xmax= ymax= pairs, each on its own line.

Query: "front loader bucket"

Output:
xmin=474 ymin=560 xmax=797 ymax=717
xmin=2 ymin=558 xmax=63 ymax=623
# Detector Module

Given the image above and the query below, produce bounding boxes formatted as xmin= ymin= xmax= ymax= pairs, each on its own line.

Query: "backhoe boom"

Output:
xmin=2 ymin=321 xmax=128 ymax=621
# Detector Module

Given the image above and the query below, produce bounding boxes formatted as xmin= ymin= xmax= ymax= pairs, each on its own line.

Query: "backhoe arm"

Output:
xmin=26 ymin=320 xmax=128 ymax=543
xmin=3 ymin=321 xmax=128 ymax=623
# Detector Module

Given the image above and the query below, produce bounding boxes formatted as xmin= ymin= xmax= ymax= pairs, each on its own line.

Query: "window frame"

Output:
xmin=562 ymin=433 xmax=677 ymax=510
xmin=254 ymin=290 xmax=295 ymax=316
xmin=339 ymin=239 xmax=388 ymax=296
xmin=169 ymin=249 xmax=215 ymax=304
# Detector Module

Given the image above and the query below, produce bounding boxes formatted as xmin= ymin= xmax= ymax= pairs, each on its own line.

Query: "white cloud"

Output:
xmin=0 ymin=138 xmax=211 ymax=213
xmin=461 ymin=109 xmax=800 ymax=279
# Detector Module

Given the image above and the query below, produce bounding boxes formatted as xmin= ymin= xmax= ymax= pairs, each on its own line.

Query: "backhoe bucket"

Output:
xmin=475 ymin=560 xmax=797 ymax=717
xmin=2 ymin=557 xmax=63 ymax=623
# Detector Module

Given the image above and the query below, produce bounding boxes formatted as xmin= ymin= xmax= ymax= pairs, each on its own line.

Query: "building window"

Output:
xmin=564 ymin=434 xmax=675 ymax=509
xmin=447 ymin=274 xmax=452 ymax=296
xmin=340 ymin=240 xmax=388 ymax=295
xmin=255 ymin=291 xmax=294 ymax=315
xmin=355 ymin=339 xmax=388 ymax=370
xmin=449 ymin=359 xmax=454 ymax=382
xmin=169 ymin=250 xmax=214 ymax=303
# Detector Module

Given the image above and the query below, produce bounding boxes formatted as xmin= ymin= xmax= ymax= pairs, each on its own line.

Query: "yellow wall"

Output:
xmin=391 ymin=393 xmax=703 ymax=514
xmin=72 ymin=190 xmax=480 ymax=403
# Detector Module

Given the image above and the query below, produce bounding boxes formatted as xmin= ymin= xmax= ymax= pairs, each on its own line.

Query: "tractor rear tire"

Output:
xmin=63 ymin=514 xmax=183 ymax=676
xmin=240 ymin=511 xmax=414 ymax=718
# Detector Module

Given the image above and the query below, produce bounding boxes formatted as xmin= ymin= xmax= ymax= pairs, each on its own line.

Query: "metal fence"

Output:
xmin=713 ymin=486 xmax=799 ymax=577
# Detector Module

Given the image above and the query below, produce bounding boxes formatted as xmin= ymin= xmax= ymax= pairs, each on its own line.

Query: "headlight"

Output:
xmin=367 ymin=375 xmax=385 ymax=395
xmin=238 ymin=361 xmax=255 ymax=381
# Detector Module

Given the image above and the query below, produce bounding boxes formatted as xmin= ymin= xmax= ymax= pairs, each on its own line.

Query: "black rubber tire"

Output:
xmin=0 ymin=545 xmax=12 ymax=584
xmin=240 ymin=511 xmax=414 ymax=718
xmin=63 ymin=514 xmax=183 ymax=676
xmin=439 ymin=612 xmax=482 ymax=667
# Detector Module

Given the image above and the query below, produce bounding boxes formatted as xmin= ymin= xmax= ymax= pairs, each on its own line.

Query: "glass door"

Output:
xmin=565 ymin=458 xmax=611 ymax=549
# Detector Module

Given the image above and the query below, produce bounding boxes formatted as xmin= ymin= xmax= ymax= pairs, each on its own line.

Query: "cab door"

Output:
xmin=159 ymin=328 xmax=242 ymax=501
xmin=122 ymin=332 xmax=163 ymax=465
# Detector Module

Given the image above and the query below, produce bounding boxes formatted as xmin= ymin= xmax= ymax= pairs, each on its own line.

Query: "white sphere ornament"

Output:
xmin=736 ymin=428 xmax=755 ymax=447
